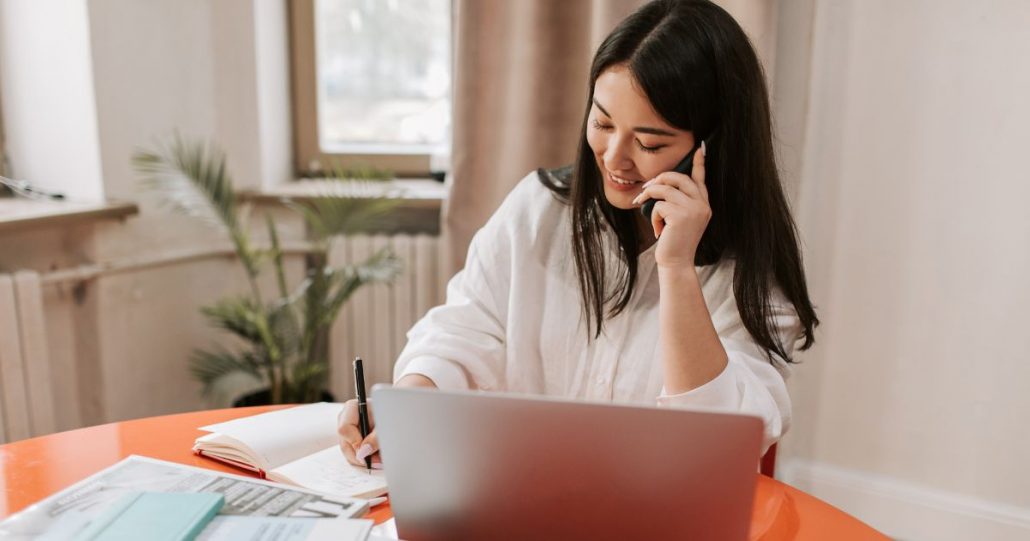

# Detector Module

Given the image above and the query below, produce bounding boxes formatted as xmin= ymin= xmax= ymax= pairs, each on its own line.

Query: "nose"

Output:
xmin=602 ymin=137 xmax=634 ymax=174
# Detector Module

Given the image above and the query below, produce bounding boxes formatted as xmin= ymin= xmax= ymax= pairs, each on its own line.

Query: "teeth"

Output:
xmin=609 ymin=172 xmax=640 ymax=185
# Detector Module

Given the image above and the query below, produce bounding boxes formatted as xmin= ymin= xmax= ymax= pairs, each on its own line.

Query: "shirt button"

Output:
xmin=596 ymin=376 xmax=607 ymax=385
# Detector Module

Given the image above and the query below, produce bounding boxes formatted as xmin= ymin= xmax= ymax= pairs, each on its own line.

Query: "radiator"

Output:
xmin=0 ymin=270 xmax=56 ymax=443
xmin=328 ymin=234 xmax=446 ymax=399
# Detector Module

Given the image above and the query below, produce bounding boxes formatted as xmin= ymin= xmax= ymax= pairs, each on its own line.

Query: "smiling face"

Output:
xmin=586 ymin=64 xmax=696 ymax=210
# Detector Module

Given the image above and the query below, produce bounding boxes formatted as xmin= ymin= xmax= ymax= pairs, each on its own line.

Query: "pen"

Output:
xmin=353 ymin=357 xmax=372 ymax=473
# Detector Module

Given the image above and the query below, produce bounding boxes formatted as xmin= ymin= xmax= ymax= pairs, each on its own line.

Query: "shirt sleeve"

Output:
xmin=392 ymin=236 xmax=509 ymax=391
xmin=655 ymin=279 xmax=802 ymax=455
xmin=392 ymin=178 xmax=529 ymax=391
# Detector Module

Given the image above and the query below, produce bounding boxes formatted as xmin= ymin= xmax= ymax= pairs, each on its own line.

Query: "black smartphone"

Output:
xmin=640 ymin=144 xmax=700 ymax=220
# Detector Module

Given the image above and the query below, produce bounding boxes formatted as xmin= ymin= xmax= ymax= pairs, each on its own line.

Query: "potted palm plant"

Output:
xmin=133 ymin=135 xmax=402 ymax=405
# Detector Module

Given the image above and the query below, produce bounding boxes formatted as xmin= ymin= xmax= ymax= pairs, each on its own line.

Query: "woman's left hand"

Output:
xmin=631 ymin=142 xmax=710 ymax=268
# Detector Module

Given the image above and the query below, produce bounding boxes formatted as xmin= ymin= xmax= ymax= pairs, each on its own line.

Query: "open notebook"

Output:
xmin=192 ymin=403 xmax=387 ymax=499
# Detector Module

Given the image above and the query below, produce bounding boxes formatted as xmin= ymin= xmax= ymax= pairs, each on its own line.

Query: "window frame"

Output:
xmin=288 ymin=0 xmax=443 ymax=178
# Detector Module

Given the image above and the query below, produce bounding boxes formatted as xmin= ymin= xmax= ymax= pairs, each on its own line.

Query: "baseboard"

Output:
xmin=778 ymin=459 xmax=1030 ymax=540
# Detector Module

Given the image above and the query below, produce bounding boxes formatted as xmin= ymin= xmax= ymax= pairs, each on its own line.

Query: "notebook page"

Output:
xmin=269 ymin=446 xmax=388 ymax=499
xmin=199 ymin=403 xmax=343 ymax=470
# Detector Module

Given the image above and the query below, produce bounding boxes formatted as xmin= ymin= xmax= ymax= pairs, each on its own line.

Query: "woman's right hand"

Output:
xmin=337 ymin=373 xmax=438 ymax=468
xmin=338 ymin=397 xmax=381 ymax=469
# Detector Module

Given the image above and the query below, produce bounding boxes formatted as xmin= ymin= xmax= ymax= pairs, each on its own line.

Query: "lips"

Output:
xmin=605 ymin=170 xmax=645 ymax=193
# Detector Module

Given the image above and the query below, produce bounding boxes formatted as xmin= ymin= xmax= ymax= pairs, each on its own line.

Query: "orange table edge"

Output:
xmin=0 ymin=407 xmax=887 ymax=540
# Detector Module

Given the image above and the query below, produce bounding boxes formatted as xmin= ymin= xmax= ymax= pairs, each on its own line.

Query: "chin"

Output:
xmin=603 ymin=189 xmax=638 ymax=210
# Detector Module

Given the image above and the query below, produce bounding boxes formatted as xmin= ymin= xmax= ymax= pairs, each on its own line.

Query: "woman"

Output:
xmin=339 ymin=0 xmax=818 ymax=468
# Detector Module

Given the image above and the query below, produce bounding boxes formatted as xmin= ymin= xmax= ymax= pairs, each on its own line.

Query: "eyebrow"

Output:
xmin=592 ymin=98 xmax=678 ymax=137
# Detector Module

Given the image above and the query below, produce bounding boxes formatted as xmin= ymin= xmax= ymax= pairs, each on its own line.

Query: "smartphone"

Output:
xmin=640 ymin=144 xmax=700 ymax=220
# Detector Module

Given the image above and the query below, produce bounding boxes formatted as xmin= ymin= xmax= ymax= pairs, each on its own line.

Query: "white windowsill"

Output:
xmin=240 ymin=178 xmax=447 ymax=210
xmin=237 ymin=178 xmax=446 ymax=234
xmin=0 ymin=197 xmax=138 ymax=234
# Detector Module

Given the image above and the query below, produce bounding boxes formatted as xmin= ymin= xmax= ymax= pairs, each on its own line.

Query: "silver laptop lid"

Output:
xmin=372 ymin=386 xmax=764 ymax=541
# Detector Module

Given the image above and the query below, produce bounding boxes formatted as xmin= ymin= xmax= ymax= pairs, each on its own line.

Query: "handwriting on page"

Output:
xmin=275 ymin=446 xmax=387 ymax=498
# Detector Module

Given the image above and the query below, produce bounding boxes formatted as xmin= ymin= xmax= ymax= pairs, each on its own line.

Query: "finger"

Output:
xmin=643 ymin=173 xmax=702 ymax=200
xmin=338 ymin=401 xmax=360 ymax=438
xmin=339 ymin=397 xmax=377 ymax=433
xmin=632 ymin=184 xmax=692 ymax=208
xmin=339 ymin=430 xmax=361 ymax=466
xmin=692 ymin=147 xmax=708 ymax=203
xmin=693 ymin=140 xmax=706 ymax=188
xmin=356 ymin=430 xmax=380 ymax=463
xmin=339 ymin=420 xmax=364 ymax=443
xmin=650 ymin=201 xmax=667 ymax=238
xmin=652 ymin=198 xmax=709 ymax=232
xmin=338 ymin=401 xmax=367 ymax=466
xmin=338 ymin=399 xmax=358 ymax=428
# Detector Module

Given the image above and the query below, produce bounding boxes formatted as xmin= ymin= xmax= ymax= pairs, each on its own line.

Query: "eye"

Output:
xmin=636 ymin=141 xmax=664 ymax=154
xmin=592 ymin=118 xmax=665 ymax=153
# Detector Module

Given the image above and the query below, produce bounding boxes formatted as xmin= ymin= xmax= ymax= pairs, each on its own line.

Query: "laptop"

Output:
xmin=372 ymin=386 xmax=764 ymax=541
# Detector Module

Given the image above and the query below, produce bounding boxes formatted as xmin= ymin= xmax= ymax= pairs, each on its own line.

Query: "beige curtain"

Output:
xmin=0 ymin=82 xmax=6 ymax=178
xmin=444 ymin=0 xmax=780 ymax=275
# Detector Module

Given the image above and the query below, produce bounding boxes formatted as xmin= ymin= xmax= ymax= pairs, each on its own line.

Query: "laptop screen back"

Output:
xmin=373 ymin=386 xmax=763 ymax=541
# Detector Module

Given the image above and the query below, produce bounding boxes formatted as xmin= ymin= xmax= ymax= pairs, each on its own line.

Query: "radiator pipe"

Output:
xmin=38 ymin=242 xmax=315 ymax=286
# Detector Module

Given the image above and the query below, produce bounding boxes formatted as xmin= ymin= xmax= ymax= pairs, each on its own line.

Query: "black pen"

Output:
xmin=353 ymin=357 xmax=372 ymax=473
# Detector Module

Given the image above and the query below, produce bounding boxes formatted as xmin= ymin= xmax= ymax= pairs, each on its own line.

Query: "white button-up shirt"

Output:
xmin=395 ymin=171 xmax=804 ymax=452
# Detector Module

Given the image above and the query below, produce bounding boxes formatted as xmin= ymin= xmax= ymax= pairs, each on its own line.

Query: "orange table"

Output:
xmin=0 ymin=407 xmax=886 ymax=540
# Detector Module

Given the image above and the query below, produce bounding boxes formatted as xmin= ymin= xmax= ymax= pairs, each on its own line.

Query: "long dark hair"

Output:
xmin=540 ymin=0 xmax=818 ymax=364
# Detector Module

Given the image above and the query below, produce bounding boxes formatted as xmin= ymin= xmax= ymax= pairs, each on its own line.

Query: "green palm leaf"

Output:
xmin=288 ymin=194 xmax=402 ymax=241
xmin=133 ymin=133 xmax=239 ymax=232
xmin=201 ymin=297 xmax=282 ymax=363
xmin=200 ymin=297 xmax=265 ymax=343
xmin=134 ymin=134 xmax=261 ymax=282
xmin=189 ymin=348 xmax=265 ymax=397
xmin=323 ymin=249 xmax=402 ymax=324
xmin=136 ymin=135 xmax=405 ymax=405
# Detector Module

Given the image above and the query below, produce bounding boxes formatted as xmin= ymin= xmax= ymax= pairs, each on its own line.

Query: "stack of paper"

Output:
xmin=0 ymin=456 xmax=371 ymax=541
xmin=197 ymin=516 xmax=374 ymax=541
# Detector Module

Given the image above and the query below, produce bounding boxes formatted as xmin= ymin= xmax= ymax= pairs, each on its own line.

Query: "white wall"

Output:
xmin=779 ymin=1 xmax=1030 ymax=538
xmin=0 ymin=0 xmax=105 ymax=201
xmin=209 ymin=0 xmax=293 ymax=192
xmin=0 ymin=0 xmax=301 ymax=427
xmin=253 ymin=0 xmax=295 ymax=190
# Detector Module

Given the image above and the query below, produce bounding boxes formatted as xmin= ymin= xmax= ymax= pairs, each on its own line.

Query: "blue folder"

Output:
xmin=73 ymin=491 xmax=224 ymax=541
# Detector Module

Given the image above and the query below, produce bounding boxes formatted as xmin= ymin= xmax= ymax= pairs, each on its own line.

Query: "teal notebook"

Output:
xmin=73 ymin=492 xmax=224 ymax=541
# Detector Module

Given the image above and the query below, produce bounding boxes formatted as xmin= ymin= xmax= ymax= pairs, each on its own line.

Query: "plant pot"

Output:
xmin=232 ymin=389 xmax=337 ymax=407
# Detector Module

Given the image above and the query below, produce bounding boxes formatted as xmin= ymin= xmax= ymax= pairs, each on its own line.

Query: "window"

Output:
xmin=290 ymin=0 xmax=452 ymax=177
